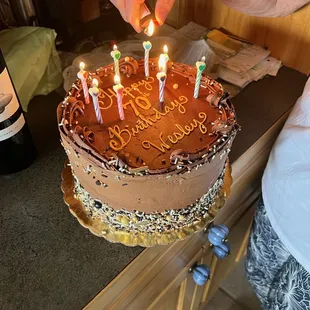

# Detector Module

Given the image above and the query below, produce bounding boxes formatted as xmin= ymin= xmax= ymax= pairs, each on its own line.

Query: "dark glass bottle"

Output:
xmin=0 ymin=50 xmax=36 ymax=174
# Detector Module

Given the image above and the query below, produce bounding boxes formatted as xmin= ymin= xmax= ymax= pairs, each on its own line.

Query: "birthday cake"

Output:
xmin=57 ymin=56 xmax=238 ymax=242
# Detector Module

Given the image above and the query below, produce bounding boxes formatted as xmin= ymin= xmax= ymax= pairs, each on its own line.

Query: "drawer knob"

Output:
xmin=207 ymin=224 xmax=229 ymax=246
xmin=208 ymin=231 xmax=223 ymax=246
xmin=212 ymin=224 xmax=229 ymax=239
xmin=213 ymin=242 xmax=230 ymax=259
xmin=189 ymin=263 xmax=211 ymax=286
xmin=205 ymin=224 xmax=231 ymax=259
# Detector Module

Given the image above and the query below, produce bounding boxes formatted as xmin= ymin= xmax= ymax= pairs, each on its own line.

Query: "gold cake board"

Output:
xmin=61 ymin=161 xmax=232 ymax=247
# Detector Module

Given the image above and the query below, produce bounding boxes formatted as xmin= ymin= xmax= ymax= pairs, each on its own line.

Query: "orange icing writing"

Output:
xmin=142 ymin=112 xmax=208 ymax=153
xmin=123 ymin=96 xmax=152 ymax=116
xmin=100 ymin=77 xmax=155 ymax=108
xmin=124 ymin=95 xmax=187 ymax=118
xmin=108 ymin=126 xmax=131 ymax=152
xmin=108 ymin=96 xmax=189 ymax=151
xmin=142 ymin=133 xmax=170 ymax=153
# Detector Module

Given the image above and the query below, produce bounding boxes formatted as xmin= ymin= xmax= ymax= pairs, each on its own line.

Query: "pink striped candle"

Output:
xmin=89 ymin=79 xmax=103 ymax=124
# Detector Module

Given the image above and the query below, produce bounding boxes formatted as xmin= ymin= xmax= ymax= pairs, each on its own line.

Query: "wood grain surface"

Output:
xmin=165 ymin=0 xmax=310 ymax=74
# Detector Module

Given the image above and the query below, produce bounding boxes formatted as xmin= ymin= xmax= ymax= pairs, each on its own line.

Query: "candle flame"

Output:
xmin=114 ymin=74 xmax=121 ymax=85
xmin=113 ymin=44 xmax=118 ymax=51
xmin=202 ymin=56 xmax=206 ymax=62
xmin=158 ymin=54 xmax=166 ymax=72
xmin=79 ymin=62 xmax=85 ymax=70
xmin=92 ymin=78 xmax=99 ymax=88
xmin=163 ymin=45 xmax=168 ymax=54
xmin=145 ymin=20 xmax=155 ymax=37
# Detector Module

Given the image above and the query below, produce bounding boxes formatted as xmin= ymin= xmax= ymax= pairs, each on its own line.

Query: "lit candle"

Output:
xmin=113 ymin=75 xmax=125 ymax=121
xmin=194 ymin=56 xmax=206 ymax=99
xmin=143 ymin=20 xmax=154 ymax=78
xmin=77 ymin=62 xmax=90 ymax=104
xmin=89 ymin=79 xmax=103 ymax=124
xmin=156 ymin=55 xmax=167 ymax=110
xmin=110 ymin=45 xmax=121 ymax=77
xmin=163 ymin=45 xmax=169 ymax=72
xmin=144 ymin=19 xmax=155 ymax=36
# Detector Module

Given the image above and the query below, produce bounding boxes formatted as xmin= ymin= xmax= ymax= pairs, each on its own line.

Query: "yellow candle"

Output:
xmin=77 ymin=62 xmax=90 ymax=104
xmin=162 ymin=45 xmax=169 ymax=73
xmin=157 ymin=55 xmax=167 ymax=107
xmin=110 ymin=45 xmax=121 ymax=77
xmin=113 ymin=75 xmax=125 ymax=120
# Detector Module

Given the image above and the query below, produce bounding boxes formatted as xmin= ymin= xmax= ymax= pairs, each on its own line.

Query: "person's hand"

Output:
xmin=110 ymin=0 xmax=175 ymax=32
xmin=155 ymin=0 xmax=176 ymax=26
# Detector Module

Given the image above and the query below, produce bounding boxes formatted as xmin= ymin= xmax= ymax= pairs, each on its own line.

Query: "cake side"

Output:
xmin=59 ymin=130 xmax=233 ymax=213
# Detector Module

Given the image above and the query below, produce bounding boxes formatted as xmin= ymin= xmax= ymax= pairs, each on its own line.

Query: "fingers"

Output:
xmin=155 ymin=0 xmax=176 ymax=25
xmin=126 ymin=0 xmax=145 ymax=32
xmin=110 ymin=0 xmax=128 ymax=22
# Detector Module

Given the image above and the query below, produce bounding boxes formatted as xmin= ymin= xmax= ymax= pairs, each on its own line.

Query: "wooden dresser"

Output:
xmin=83 ymin=5 xmax=308 ymax=306
xmin=82 ymin=6 xmax=309 ymax=307
xmin=84 ymin=67 xmax=308 ymax=309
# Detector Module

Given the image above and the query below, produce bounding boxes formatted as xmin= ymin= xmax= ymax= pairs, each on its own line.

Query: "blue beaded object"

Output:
xmin=213 ymin=242 xmax=230 ymax=259
xmin=193 ymin=264 xmax=210 ymax=286
xmin=210 ymin=224 xmax=229 ymax=240
xmin=208 ymin=231 xmax=224 ymax=246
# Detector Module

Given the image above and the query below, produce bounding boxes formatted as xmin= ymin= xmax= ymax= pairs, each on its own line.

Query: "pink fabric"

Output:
xmin=222 ymin=0 xmax=310 ymax=17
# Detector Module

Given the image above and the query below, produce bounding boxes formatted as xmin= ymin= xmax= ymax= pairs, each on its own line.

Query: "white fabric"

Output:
xmin=222 ymin=0 xmax=310 ymax=274
xmin=263 ymin=77 xmax=310 ymax=273
xmin=222 ymin=0 xmax=310 ymax=17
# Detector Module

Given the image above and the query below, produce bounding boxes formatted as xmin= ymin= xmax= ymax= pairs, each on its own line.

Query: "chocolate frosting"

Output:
xmin=57 ymin=58 xmax=238 ymax=213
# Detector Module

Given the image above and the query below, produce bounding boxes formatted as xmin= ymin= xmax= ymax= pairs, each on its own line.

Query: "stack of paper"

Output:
xmin=221 ymin=45 xmax=270 ymax=73
xmin=205 ymin=29 xmax=242 ymax=59
xmin=249 ymin=56 xmax=283 ymax=80
xmin=206 ymin=30 xmax=282 ymax=88
xmin=218 ymin=52 xmax=282 ymax=88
